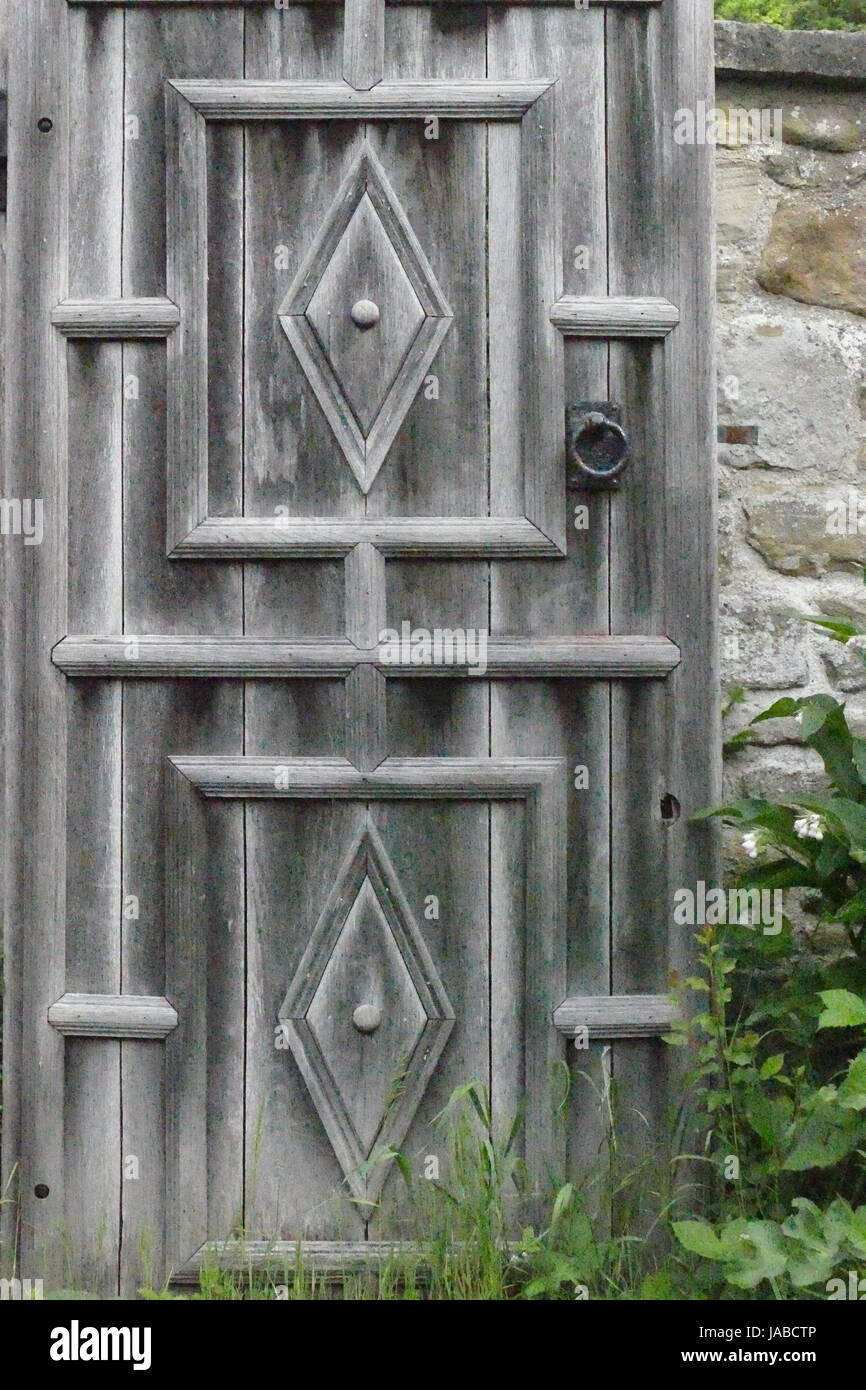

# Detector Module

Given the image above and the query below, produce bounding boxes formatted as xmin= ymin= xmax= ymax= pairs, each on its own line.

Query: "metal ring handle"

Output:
xmin=570 ymin=410 xmax=630 ymax=483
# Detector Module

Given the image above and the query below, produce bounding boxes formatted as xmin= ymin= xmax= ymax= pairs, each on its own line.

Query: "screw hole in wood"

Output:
xmin=34 ymin=1183 xmax=50 ymax=1198
xmin=37 ymin=118 xmax=53 ymax=133
xmin=660 ymin=793 xmax=681 ymax=824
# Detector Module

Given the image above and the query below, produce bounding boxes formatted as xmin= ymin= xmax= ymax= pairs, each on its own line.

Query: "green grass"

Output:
xmin=134 ymin=1079 xmax=690 ymax=1301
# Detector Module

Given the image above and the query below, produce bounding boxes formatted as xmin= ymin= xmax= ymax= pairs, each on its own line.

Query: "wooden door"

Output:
xmin=2 ymin=0 xmax=716 ymax=1293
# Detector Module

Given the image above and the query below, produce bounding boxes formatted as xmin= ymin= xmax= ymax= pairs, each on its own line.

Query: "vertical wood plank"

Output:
xmin=166 ymin=86 xmax=209 ymax=553
xmin=367 ymin=798 xmax=491 ymax=1235
xmin=2 ymin=0 xmax=69 ymax=1288
xmin=243 ymin=1 xmax=358 ymax=1249
xmin=245 ymin=801 xmax=367 ymax=1243
xmin=660 ymin=0 xmax=720 ymax=1204
xmin=659 ymin=0 xmax=720 ymax=971
xmin=343 ymin=0 xmax=384 ymax=93
xmin=120 ymin=5 xmax=246 ymax=1294
xmin=345 ymin=544 xmax=387 ymax=769
xmin=365 ymin=112 xmax=487 ymax=519
xmin=487 ymin=2 xmax=611 ymax=1218
xmin=344 ymin=666 xmax=388 ymax=772
xmin=345 ymin=541 xmax=386 ymax=649
xmin=63 ymin=4 xmax=125 ymax=1295
xmin=606 ymin=0 xmax=718 ymax=1217
xmin=520 ymin=83 xmax=564 ymax=554
xmin=605 ymin=0 xmax=671 ymax=1219
xmin=366 ymin=6 xmax=492 ymax=1238
xmin=165 ymin=751 xmax=245 ymax=1275
xmin=206 ymin=120 xmax=245 ymax=520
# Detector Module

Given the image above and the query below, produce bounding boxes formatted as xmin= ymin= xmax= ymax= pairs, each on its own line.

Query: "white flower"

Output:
xmin=846 ymin=635 xmax=866 ymax=651
xmin=793 ymin=813 xmax=825 ymax=842
xmin=742 ymin=831 xmax=761 ymax=859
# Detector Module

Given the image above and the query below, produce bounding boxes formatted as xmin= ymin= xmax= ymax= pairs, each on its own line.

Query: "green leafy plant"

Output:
xmin=715 ymin=0 xmax=865 ymax=30
xmin=670 ymin=606 xmax=866 ymax=1292
xmin=675 ymin=1198 xmax=866 ymax=1293
xmin=669 ymin=934 xmax=866 ymax=1293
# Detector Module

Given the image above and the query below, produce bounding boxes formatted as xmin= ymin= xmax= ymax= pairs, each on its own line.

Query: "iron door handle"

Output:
xmin=567 ymin=403 xmax=630 ymax=488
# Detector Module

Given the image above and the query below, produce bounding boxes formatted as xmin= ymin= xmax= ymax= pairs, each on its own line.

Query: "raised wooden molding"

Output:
xmin=165 ymin=756 xmax=565 ymax=1267
xmin=52 ymin=634 xmax=680 ymax=679
xmin=550 ymin=296 xmax=680 ymax=338
xmin=344 ymin=666 xmax=388 ymax=772
xmin=170 ymin=516 xmax=563 ymax=559
xmin=279 ymin=142 xmax=453 ymax=493
xmin=51 ymin=298 xmax=180 ymax=338
xmin=71 ymin=1 xmax=660 ymax=7
xmin=53 ymin=636 xmax=359 ymax=677
xmin=279 ymin=821 xmax=454 ymax=1203
xmin=48 ymin=993 xmax=179 ymax=1039
xmin=165 ymin=76 xmax=562 ymax=555
xmin=173 ymin=1240 xmax=426 ymax=1284
xmin=171 ymin=79 xmax=554 ymax=120
xmin=171 ymin=754 xmax=563 ymax=800
xmin=344 ymin=544 xmax=386 ymax=649
xmin=343 ymin=0 xmax=384 ymax=91
xmin=553 ymin=995 xmax=677 ymax=1040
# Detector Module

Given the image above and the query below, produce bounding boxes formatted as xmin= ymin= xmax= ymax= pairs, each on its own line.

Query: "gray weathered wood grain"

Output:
xmin=52 ymin=298 xmax=180 ymax=337
xmin=171 ymin=78 xmax=553 ymax=119
xmin=119 ymin=3 xmax=246 ymax=1295
xmin=73 ymin=0 xmax=660 ymax=6
xmin=553 ymin=995 xmax=678 ymax=1039
xmin=550 ymin=296 xmax=679 ymax=337
xmin=49 ymin=994 xmax=179 ymax=1039
xmin=172 ymin=516 xmax=562 ymax=558
xmin=605 ymin=0 xmax=718 ymax=1220
xmin=53 ymin=633 xmax=680 ymax=678
xmin=7 ymin=0 xmax=715 ymax=1289
xmin=343 ymin=0 xmax=384 ymax=92
xmin=59 ymin=3 xmax=126 ymax=1294
xmin=487 ymin=1 xmax=612 ymax=1211
xmin=243 ymin=0 xmax=364 ymax=1245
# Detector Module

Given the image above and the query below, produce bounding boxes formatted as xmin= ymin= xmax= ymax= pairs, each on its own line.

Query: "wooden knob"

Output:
xmin=350 ymin=299 xmax=380 ymax=329
xmin=352 ymin=1003 xmax=382 ymax=1034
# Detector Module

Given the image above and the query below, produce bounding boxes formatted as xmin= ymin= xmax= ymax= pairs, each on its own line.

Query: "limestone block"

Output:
xmin=720 ymin=604 xmax=809 ymax=689
xmin=783 ymin=105 xmax=864 ymax=154
xmin=717 ymin=157 xmax=766 ymax=246
xmin=744 ymin=486 xmax=866 ymax=576
xmin=764 ymin=147 xmax=866 ymax=190
xmin=758 ymin=188 xmax=866 ymax=317
xmin=818 ymin=635 xmax=866 ymax=692
xmin=717 ymin=315 xmax=865 ymax=476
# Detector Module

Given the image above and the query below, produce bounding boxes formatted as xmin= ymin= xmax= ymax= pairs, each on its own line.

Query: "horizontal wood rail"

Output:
xmin=171 ymin=78 xmax=553 ymax=120
xmin=48 ymin=993 xmax=179 ymax=1039
xmin=553 ymin=994 xmax=677 ymax=1040
xmin=550 ymin=296 xmax=679 ymax=338
xmin=173 ymin=1240 xmax=433 ymax=1284
xmin=52 ymin=298 xmax=180 ymax=337
xmin=53 ymin=634 xmax=681 ymax=679
xmin=170 ymin=516 xmax=563 ymax=558
xmin=171 ymin=755 xmax=563 ymax=799
xmin=71 ymin=1 xmax=660 ymax=7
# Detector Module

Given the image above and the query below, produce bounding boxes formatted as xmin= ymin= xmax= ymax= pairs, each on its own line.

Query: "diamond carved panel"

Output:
xmin=279 ymin=820 xmax=454 ymax=1203
xmin=278 ymin=142 xmax=453 ymax=494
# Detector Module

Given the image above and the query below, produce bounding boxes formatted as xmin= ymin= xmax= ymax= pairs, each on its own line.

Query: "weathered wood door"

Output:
xmin=3 ymin=0 xmax=716 ymax=1293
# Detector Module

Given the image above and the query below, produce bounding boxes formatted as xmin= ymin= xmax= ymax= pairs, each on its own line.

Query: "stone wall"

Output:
xmin=714 ymin=21 xmax=866 ymax=822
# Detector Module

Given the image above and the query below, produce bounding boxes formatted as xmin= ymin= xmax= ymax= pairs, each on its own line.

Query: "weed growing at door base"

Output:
xmin=133 ymin=1080 xmax=687 ymax=1301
